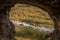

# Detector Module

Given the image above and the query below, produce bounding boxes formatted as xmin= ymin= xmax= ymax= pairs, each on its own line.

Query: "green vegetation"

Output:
xmin=9 ymin=4 xmax=54 ymax=40
xmin=15 ymin=26 xmax=52 ymax=40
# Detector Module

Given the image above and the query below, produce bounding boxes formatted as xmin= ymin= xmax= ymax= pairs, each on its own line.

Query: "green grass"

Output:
xmin=15 ymin=26 xmax=52 ymax=40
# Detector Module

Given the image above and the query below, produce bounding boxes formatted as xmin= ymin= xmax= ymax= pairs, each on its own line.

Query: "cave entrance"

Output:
xmin=0 ymin=0 xmax=60 ymax=40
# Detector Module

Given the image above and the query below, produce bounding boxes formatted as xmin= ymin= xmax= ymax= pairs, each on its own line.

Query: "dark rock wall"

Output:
xmin=0 ymin=7 xmax=15 ymax=40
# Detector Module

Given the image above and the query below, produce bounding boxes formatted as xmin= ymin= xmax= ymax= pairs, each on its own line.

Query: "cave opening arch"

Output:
xmin=8 ymin=1 xmax=60 ymax=40
xmin=0 ymin=0 xmax=60 ymax=40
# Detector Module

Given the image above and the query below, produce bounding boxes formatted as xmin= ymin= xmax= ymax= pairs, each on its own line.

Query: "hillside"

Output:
xmin=9 ymin=3 xmax=54 ymax=28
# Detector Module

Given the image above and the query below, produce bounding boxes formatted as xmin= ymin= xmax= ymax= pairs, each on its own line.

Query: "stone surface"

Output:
xmin=0 ymin=7 xmax=15 ymax=40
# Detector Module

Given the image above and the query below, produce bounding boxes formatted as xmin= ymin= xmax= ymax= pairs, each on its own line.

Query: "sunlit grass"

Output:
xmin=15 ymin=25 xmax=52 ymax=40
xmin=9 ymin=3 xmax=54 ymax=28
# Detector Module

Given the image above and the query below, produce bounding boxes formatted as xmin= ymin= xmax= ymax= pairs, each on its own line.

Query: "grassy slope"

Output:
xmin=9 ymin=3 xmax=54 ymax=40
xmin=9 ymin=3 xmax=54 ymax=28
xmin=14 ymin=24 xmax=50 ymax=40
xmin=14 ymin=23 xmax=33 ymax=40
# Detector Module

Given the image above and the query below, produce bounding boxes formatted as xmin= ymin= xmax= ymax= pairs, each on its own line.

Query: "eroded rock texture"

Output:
xmin=0 ymin=0 xmax=60 ymax=40
xmin=0 ymin=7 xmax=15 ymax=40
